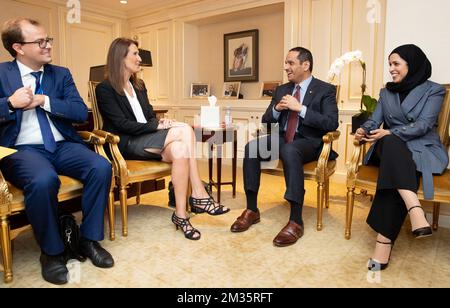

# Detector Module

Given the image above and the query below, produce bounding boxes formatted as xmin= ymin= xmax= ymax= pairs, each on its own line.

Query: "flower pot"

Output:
xmin=351 ymin=112 xmax=370 ymax=134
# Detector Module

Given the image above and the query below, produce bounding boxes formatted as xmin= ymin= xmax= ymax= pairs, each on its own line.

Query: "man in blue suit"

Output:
xmin=0 ymin=18 xmax=114 ymax=284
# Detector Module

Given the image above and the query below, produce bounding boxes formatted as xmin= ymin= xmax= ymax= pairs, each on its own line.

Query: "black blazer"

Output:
xmin=95 ymin=80 xmax=159 ymax=153
xmin=262 ymin=77 xmax=339 ymax=148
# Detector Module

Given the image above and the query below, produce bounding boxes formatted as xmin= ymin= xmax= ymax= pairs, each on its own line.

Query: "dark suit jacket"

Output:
xmin=95 ymin=80 xmax=159 ymax=153
xmin=0 ymin=60 xmax=87 ymax=147
xmin=262 ymin=77 xmax=339 ymax=151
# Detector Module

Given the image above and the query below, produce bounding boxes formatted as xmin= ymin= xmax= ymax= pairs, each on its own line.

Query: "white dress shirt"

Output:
xmin=15 ymin=60 xmax=65 ymax=146
xmin=272 ymin=75 xmax=313 ymax=131
xmin=124 ymin=82 xmax=147 ymax=124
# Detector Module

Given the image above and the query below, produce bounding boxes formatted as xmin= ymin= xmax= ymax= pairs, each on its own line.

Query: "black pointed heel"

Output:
xmin=408 ymin=205 xmax=432 ymax=238
xmin=368 ymin=240 xmax=393 ymax=271
xmin=171 ymin=212 xmax=201 ymax=240
xmin=189 ymin=196 xmax=230 ymax=216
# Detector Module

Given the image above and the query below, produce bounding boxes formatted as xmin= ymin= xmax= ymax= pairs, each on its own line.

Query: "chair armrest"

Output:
xmin=346 ymin=139 xmax=364 ymax=188
xmin=316 ymin=130 xmax=340 ymax=182
xmin=78 ymin=131 xmax=106 ymax=146
xmin=0 ymin=170 xmax=12 ymax=216
xmin=322 ymin=131 xmax=340 ymax=143
xmin=93 ymin=130 xmax=120 ymax=145
xmin=77 ymin=130 xmax=112 ymax=164
xmin=93 ymin=130 xmax=129 ymax=185
xmin=251 ymin=123 xmax=279 ymax=138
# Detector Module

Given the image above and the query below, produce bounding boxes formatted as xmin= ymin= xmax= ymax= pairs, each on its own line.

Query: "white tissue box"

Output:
xmin=201 ymin=106 xmax=220 ymax=127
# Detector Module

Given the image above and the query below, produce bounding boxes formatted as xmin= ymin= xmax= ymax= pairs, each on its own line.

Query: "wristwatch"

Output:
xmin=7 ymin=98 xmax=16 ymax=111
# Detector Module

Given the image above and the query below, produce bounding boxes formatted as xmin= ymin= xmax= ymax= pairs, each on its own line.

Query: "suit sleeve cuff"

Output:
xmin=42 ymin=95 xmax=51 ymax=112
xmin=299 ymin=105 xmax=307 ymax=118
xmin=272 ymin=107 xmax=281 ymax=120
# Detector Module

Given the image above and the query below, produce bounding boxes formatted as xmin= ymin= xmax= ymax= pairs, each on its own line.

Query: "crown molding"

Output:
xmin=40 ymin=0 xmax=127 ymax=19
xmin=126 ymin=0 xmax=203 ymax=19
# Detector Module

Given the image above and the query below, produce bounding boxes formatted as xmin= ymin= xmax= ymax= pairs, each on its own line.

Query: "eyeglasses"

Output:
xmin=17 ymin=37 xmax=53 ymax=49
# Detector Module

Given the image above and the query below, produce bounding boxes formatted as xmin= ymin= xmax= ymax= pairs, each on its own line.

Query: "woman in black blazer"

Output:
xmin=96 ymin=38 xmax=229 ymax=240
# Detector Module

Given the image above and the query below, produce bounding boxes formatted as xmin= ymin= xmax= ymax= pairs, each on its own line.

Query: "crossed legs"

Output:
xmin=147 ymin=124 xmax=228 ymax=239
xmin=367 ymin=135 xmax=432 ymax=269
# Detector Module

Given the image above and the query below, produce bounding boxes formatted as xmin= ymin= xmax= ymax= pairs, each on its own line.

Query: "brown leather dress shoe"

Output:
xmin=230 ymin=209 xmax=260 ymax=232
xmin=273 ymin=221 xmax=304 ymax=247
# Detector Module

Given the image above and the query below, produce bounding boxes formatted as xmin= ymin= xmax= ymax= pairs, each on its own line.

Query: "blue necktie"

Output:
xmin=30 ymin=71 xmax=57 ymax=153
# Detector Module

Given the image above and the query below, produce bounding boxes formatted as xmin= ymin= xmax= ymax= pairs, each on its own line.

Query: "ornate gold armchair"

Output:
xmin=345 ymin=85 xmax=450 ymax=239
xmin=260 ymin=130 xmax=340 ymax=231
xmin=0 ymin=132 xmax=113 ymax=283
xmin=88 ymin=81 xmax=172 ymax=237
xmin=258 ymin=86 xmax=340 ymax=231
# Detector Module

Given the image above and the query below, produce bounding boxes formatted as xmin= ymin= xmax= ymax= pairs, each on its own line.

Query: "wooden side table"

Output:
xmin=153 ymin=109 xmax=168 ymax=120
xmin=193 ymin=125 xmax=237 ymax=203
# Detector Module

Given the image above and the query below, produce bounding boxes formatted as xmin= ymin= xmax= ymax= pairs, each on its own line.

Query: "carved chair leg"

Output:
xmin=316 ymin=182 xmax=324 ymax=231
xmin=433 ymin=202 xmax=440 ymax=231
xmin=120 ymin=186 xmax=128 ymax=237
xmin=136 ymin=182 xmax=141 ymax=205
xmin=0 ymin=215 xmax=13 ymax=283
xmin=360 ymin=189 xmax=373 ymax=201
xmin=345 ymin=187 xmax=355 ymax=239
xmin=108 ymin=187 xmax=115 ymax=241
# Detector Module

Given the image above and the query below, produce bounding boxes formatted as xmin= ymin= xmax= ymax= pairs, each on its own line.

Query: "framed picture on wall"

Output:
xmin=222 ymin=82 xmax=241 ymax=99
xmin=190 ymin=82 xmax=210 ymax=98
xmin=224 ymin=29 xmax=259 ymax=82
xmin=260 ymin=81 xmax=281 ymax=98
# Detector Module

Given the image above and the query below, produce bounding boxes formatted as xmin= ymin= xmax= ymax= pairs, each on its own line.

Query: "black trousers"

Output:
xmin=243 ymin=133 xmax=320 ymax=206
xmin=366 ymin=135 xmax=420 ymax=241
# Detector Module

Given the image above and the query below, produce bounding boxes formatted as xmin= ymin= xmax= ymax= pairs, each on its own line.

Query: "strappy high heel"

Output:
xmin=408 ymin=205 xmax=432 ymax=239
xmin=189 ymin=196 xmax=230 ymax=216
xmin=171 ymin=212 xmax=201 ymax=240
xmin=368 ymin=240 xmax=393 ymax=271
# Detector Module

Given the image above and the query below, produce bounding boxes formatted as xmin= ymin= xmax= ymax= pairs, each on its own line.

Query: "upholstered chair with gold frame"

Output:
xmin=345 ymin=85 xmax=450 ymax=239
xmin=88 ymin=81 xmax=172 ymax=237
xmin=0 ymin=132 xmax=113 ymax=283
xmin=260 ymin=132 xmax=340 ymax=231
xmin=258 ymin=85 xmax=341 ymax=231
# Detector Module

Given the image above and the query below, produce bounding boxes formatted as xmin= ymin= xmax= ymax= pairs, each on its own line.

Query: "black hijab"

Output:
xmin=386 ymin=44 xmax=432 ymax=102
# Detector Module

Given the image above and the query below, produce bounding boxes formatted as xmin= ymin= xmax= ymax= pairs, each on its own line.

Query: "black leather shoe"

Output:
xmin=408 ymin=205 xmax=433 ymax=239
xmin=367 ymin=258 xmax=389 ymax=271
xmin=79 ymin=238 xmax=114 ymax=268
xmin=367 ymin=240 xmax=393 ymax=271
xmin=40 ymin=253 xmax=68 ymax=285
xmin=412 ymin=226 xmax=433 ymax=238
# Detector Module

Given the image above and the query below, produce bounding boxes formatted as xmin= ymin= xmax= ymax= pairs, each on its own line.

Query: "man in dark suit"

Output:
xmin=230 ymin=47 xmax=339 ymax=247
xmin=0 ymin=18 xmax=114 ymax=284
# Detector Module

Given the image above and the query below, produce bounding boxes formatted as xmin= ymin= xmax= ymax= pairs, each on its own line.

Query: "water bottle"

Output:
xmin=224 ymin=107 xmax=232 ymax=127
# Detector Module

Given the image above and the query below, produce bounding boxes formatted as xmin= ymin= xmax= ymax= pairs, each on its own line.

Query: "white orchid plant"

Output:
xmin=327 ymin=50 xmax=377 ymax=114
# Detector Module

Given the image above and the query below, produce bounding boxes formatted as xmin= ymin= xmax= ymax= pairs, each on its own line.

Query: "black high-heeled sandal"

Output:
xmin=368 ymin=240 xmax=393 ymax=271
xmin=171 ymin=212 xmax=201 ymax=240
xmin=189 ymin=196 xmax=230 ymax=216
xmin=408 ymin=205 xmax=432 ymax=239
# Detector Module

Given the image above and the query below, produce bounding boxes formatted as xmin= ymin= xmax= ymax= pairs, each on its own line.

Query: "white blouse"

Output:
xmin=124 ymin=82 xmax=147 ymax=124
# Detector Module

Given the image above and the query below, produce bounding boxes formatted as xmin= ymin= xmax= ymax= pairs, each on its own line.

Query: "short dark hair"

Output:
xmin=1 ymin=18 xmax=41 ymax=57
xmin=289 ymin=47 xmax=313 ymax=72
